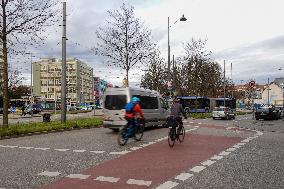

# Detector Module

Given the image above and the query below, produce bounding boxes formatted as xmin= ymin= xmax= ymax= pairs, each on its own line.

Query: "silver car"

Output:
xmin=212 ymin=106 xmax=236 ymax=120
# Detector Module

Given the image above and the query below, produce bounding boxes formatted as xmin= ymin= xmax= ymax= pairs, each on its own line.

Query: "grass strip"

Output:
xmin=0 ymin=118 xmax=103 ymax=137
xmin=188 ymin=113 xmax=212 ymax=119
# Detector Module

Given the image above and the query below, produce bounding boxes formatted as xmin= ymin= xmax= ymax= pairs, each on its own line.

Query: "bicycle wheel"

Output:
xmin=134 ymin=124 xmax=144 ymax=141
xmin=178 ymin=126 xmax=185 ymax=143
xmin=117 ymin=127 xmax=128 ymax=146
xmin=168 ymin=127 xmax=176 ymax=147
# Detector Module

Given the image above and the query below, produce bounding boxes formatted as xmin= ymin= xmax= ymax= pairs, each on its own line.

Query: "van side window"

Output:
xmin=133 ymin=95 xmax=158 ymax=109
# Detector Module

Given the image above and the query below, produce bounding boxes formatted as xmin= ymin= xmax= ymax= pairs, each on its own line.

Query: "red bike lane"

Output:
xmin=41 ymin=133 xmax=242 ymax=189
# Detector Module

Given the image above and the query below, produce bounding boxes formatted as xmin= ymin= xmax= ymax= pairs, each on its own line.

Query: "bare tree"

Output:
xmin=140 ymin=49 xmax=167 ymax=95
xmin=0 ymin=0 xmax=60 ymax=126
xmin=95 ymin=3 xmax=155 ymax=86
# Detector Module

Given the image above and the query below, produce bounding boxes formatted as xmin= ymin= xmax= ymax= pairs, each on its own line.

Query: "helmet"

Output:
xmin=131 ymin=97 xmax=140 ymax=103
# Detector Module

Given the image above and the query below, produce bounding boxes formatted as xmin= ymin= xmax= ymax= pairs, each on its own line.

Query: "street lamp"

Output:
xmin=26 ymin=52 xmax=35 ymax=103
xmin=167 ymin=14 xmax=187 ymax=95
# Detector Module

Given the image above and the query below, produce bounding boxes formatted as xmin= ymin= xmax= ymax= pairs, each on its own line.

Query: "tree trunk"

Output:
xmin=2 ymin=2 xmax=9 ymax=126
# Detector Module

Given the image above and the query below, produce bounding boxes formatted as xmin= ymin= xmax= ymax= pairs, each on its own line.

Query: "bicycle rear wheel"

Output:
xmin=168 ymin=127 xmax=176 ymax=147
xmin=134 ymin=124 xmax=144 ymax=141
xmin=118 ymin=127 xmax=128 ymax=146
xmin=178 ymin=126 xmax=185 ymax=143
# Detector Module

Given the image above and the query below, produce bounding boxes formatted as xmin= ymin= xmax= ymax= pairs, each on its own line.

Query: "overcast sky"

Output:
xmin=15 ymin=0 xmax=284 ymax=86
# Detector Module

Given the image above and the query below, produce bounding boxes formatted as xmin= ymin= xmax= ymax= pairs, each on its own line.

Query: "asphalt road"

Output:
xmin=0 ymin=115 xmax=283 ymax=189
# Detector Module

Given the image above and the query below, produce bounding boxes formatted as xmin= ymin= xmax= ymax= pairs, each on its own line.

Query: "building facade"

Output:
xmin=33 ymin=58 xmax=94 ymax=104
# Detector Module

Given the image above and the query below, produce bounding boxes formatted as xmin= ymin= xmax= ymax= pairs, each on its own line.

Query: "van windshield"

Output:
xmin=105 ymin=95 xmax=127 ymax=110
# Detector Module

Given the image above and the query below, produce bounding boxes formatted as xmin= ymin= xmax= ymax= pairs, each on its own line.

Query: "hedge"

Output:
xmin=0 ymin=118 xmax=103 ymax=138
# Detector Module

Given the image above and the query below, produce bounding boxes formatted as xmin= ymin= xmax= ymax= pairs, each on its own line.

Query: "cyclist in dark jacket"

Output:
xmin=169 ymin=97 xmax=187 ymax=131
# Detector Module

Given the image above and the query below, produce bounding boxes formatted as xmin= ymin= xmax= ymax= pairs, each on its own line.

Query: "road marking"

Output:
xmin=156 ymin=181 xmax=179 ymax=189
xmin=155 ymin=138 xmax=165 ymax=142
xmin=73 ymin=150 xmax=86 ymax=153
xmin=175 ymin=173 xmax=193 ymax=181
xmin=109 ymin=151 xmax=130 ymax=155
xmin=140 ymin=143 xmax=151 ymax=147
xmin=189 ymin=122 xmax=194 ymax=124
xmin=95 ymin=176 xmax=120 ymax=183
xmin=219 ymin=151 xmax=231 ymax=156
xmin=210 ymin=155 xmax=223 ymax=160
xmin=232 ymin=145 xmax=241 ymax=148
xmin=54 ymin=149 xmax=69 ymax=152
xmin=198 ymin=122 xmax=202 ymax=125
xmin=19 ymin=147 xmax=34 ymax=149
xmin=90 ymin=150 xmax=105 ymax=154
xmin=67 ymin=174 xmax=90 ymax=180
xmin=241 ymin=139 xmax=251 ymax=143
xmin=34 ymin=148 xmax=50 ymax=151
xmin=0 ymin=145 xmax=18 ymax=148
xmin=190 ymin=166 xmax=206 ymax=173
xmin=236 ymin=143 xmax=246 ymax=146
xmin=226 ymin=147 xmax=236 ymax=152
xmin=126 ymin=179 xmax=152 ymax=186
xmin=38 ymin=171 xmax=60 ymax=177
xmin=201 ymin=160 xmax=216 ymax=166
xmin=130 ymin=147 xmax=142 ymax=151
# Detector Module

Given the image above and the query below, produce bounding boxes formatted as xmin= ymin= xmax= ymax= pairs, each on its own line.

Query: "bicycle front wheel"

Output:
xmin=118 ymin=127 xmax=128 ymax=146
xmin=178 ymin=126 xmax=185 ymax=143
xmin=134 ymin=124 xmax=144 ymax=141
xmin=168 ymin=127 xmax=176 ymax=147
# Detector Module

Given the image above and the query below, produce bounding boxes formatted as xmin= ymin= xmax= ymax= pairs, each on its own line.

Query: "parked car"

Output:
xmin=255 ymin=107 xmax=280 ymax=120
xmin=24 ymin=104 xmax=43 ymax=115
xmin=212 ymin=106 xmax=236 ymax=120
xmin=0 ymin=107 xmax=11 ymax=114
xmin=274 ymin=106 xmax=283 ymax=118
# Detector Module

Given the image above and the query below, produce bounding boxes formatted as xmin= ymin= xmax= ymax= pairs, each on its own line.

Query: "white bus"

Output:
xmin=103 ymin=87 xmax=170 ymax=131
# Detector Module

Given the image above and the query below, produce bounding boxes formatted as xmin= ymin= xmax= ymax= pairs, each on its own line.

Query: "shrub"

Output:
xmin=0 ymin=118 xmax=103 ymax=137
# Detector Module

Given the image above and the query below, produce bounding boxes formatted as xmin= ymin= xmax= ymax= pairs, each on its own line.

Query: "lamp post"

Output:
xmin=26 ymin=52 xmax=35 ymax=103
xmin=167 ymin=15 xmax=187 ymax=97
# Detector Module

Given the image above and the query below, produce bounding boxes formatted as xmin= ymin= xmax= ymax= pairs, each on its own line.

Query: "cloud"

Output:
xmin=213 ymin=35 xmax=284 ymax=84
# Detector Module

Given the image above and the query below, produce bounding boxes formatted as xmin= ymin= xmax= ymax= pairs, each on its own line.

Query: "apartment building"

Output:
xmin=33 ymin=58 xmax=93 ymax=104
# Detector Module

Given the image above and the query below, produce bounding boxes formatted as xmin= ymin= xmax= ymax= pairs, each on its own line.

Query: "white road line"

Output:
xmin=156 ymin=181 xmax=179 ymax=189
xmin=175 ymin=173 xmax=193 ymax=181
xmin=1 ymin=145 xmax=18 ymax=148
xmin=67 ymin=174 xmax=90 ymax=180
xmin=109 ymin=151 xmax=130 ymax=155
xmin=54 ymin=149 xmax=69 ymax=152
xmin=201 ymin=160 xmax=216 ymax=166
xmin=156 ymin=138 xmax=165 ymax=142
xmin=210 ymin=155 xmax=223 ymax=160
xmin=90 ymin=150 xmax=105 ymax=154
xmin=126 ymin=179 xmax=152 ymax=186
xmin=236 ymin=143 xmax=246 ymax=146
xmin=189 ymin=122 xmax=194 ymax=124
xmin=241 ymin=139 xmax=251 ymax=143
xmin=38 ymin=171 xmax=60 ymax=177
xmin=198 ymin=123 xmax=202 ymax=125
xmin=73 ymin=150 xmax=86 ymax=153
xmin=232 ymin=145 xmax=241 ymax=148
xmin=34 ymin=148 xmax=50 ymax=151
xmin=95 ymin=176 xmax=120 ymax=183
xmin=140 ymin=143 xmax=151 ymax=147
xmin=190 ymin=166 xmax=206 ymax=173
xmin=226 ymin=147 xmax=236 ymax=152
xmin=219 ymin=151 xmax=231 ymax=156
xmin=130 ymin=147 xmax=142 ymax=151
xmin=19 ymin=147 xmax=34 ymax=149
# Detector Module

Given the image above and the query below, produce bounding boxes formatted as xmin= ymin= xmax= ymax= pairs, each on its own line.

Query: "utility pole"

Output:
xmin=267 ymin=78 xmax=270 ymax=106
xmin=231 ymin=62 xmax=233 ymax=98
xmin=61 ymin=2 xmax=67 ymax=122
xmin=223 ymin=60 xmax=226 ymax=106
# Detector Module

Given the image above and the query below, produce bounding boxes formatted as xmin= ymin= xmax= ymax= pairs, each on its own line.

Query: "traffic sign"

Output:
xmin=249 ymin=80 xmax=256 ymax=88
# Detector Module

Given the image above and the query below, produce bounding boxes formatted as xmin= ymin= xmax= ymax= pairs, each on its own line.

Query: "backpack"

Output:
xmin=125 ymin=102 xmax=135 ymax=113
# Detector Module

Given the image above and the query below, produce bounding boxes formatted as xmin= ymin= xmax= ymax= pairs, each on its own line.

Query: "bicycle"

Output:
xmin=117 ymin=118 xmax=145 ymax=146
xmin=167 ymin=116 xmax=185 ymax=147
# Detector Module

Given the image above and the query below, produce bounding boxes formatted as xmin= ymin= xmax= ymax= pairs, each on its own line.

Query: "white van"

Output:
xmin=103 ymin=87 xmax=170 ymax=131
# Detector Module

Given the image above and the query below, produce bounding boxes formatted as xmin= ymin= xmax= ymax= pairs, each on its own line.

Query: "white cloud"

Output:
xmin=13 ymin=0 xmax=284 ymax=86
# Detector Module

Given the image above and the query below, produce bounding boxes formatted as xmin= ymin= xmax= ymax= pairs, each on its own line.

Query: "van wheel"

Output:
xmin=111 ymin=128 xmax=119 ymax=132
